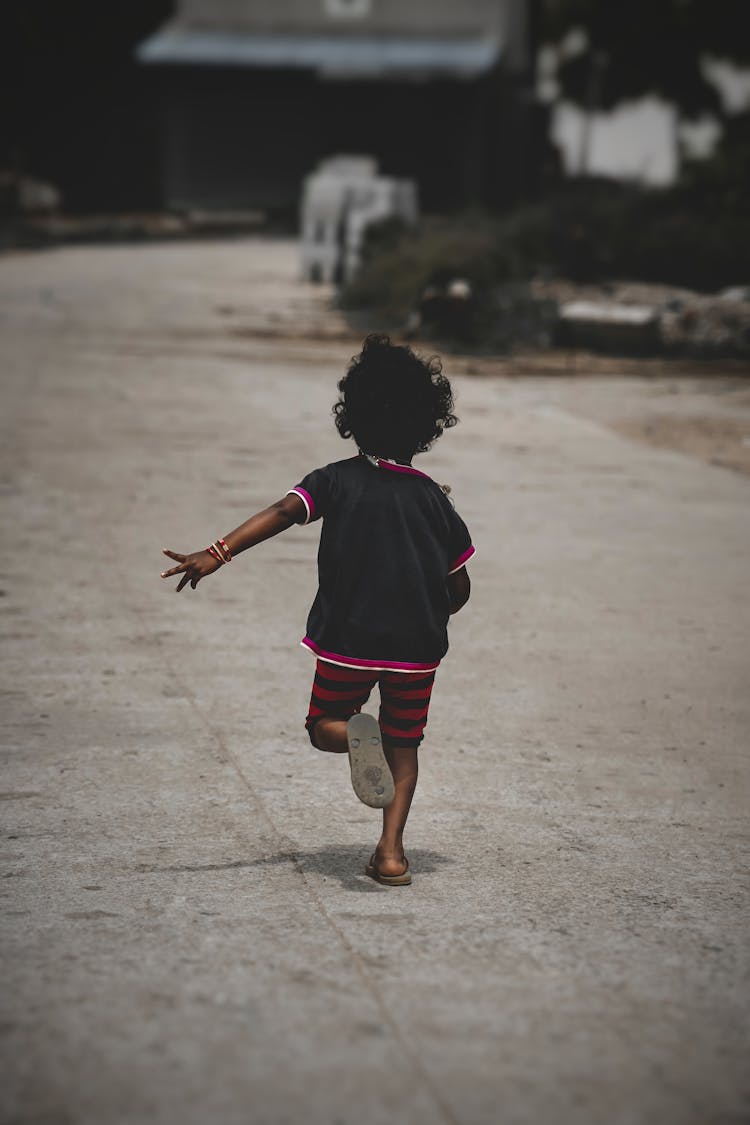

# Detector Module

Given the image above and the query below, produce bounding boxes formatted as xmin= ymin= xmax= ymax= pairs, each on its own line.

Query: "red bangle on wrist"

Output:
xmin=206 ymin=538 xmax=232 ymax=565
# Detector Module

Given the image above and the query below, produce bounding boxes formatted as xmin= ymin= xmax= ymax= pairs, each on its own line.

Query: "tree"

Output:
xmin=540 ymin=0 xmax=749 ymax=120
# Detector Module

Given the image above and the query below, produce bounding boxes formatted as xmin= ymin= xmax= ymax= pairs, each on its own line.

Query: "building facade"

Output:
xmin=137 ymin=0 xmax=533 ymax=214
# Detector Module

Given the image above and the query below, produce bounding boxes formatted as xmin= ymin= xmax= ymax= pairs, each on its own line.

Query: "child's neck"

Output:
xmin=362 ymin=451 xmax=413 ymax=467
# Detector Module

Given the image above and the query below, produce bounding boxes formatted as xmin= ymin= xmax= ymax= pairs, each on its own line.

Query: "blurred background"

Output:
xmin=1 ymin=0 xmax=748 ymax=355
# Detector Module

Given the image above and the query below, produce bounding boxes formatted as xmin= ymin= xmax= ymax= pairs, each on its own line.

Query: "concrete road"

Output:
xmin=1 ymin=240 xmax=748 ymax=1125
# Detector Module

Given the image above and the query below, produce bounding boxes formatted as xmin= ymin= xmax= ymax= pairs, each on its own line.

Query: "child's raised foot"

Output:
xmin=346 ymin=712 xmax=394 ymax=808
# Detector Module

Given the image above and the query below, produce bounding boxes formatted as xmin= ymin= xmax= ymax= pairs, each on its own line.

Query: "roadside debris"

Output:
xmin=533 ymin=279 xmax=750 ymax=359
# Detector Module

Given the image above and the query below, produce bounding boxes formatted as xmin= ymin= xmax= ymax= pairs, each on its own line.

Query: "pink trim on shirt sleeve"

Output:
xmin=286 ymin=487 xmax=315 ymax=524
xmin=448 ymin=545 xmax=476 ymax=574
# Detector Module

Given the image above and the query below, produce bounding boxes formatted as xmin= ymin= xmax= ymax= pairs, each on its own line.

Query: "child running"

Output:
xmin=160 ymin=334 xmax=475 ymax=886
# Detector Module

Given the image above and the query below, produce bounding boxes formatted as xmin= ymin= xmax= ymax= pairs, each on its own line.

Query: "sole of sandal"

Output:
xmin=346 ymin=713 xmax=394 ymax=808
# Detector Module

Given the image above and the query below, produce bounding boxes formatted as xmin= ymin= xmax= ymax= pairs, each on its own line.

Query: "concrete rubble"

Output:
xmin=533 ymin=279 xmax=750 ymax=358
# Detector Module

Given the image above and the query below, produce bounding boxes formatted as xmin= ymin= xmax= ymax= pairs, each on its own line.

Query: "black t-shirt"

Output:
xmin=288 ymin=454 xmax=475 ymax=672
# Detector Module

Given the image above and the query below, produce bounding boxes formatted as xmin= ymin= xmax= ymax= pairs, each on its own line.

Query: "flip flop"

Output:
xmin=365 ymin=853 xmax=412 ymax=887
xmin=346 ymin=712 xmax=394 ymax=808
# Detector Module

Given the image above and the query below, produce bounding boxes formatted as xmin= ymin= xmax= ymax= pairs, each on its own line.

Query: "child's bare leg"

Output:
xmin=375 ymin=743 xmax=418 ymax=876
xmin=312 ymin=717 xmax=349 ymax=753
xmin=314 ymin=720 xmax=417 ymax=871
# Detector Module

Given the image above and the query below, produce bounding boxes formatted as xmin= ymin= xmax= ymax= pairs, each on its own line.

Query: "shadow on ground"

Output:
xmin=135 ymin=845 xmax=453 ymax=892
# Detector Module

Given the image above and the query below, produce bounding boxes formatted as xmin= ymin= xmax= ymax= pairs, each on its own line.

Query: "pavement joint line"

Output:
xmin=133 ymin=859 xmax=258 ymax=874
xmin=118 ymin=572 xmax=460 ymax=1125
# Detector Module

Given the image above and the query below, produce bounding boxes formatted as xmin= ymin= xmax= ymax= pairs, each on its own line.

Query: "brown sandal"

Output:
xmin=365 ymin=853 xmax=412 ymax=886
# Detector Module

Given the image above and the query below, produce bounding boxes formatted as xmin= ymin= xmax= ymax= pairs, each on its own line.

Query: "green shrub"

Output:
xmin=342 ymin=212 xmax=513 ymax=322
xmin=340 ymin=158 xmax=750 ymax=346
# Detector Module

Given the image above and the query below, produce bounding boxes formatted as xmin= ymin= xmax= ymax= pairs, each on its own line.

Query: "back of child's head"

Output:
xmin=333 ymin=334 xmax=457 ymax=461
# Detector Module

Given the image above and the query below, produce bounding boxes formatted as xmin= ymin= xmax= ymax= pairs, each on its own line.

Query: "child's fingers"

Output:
xmin=161 ymin=563 xmax=187 ymax=577
xmin=176 ymin=573 xmax=190 ymax=592
xmin=162 ymin=549 xmax=185 ymax=562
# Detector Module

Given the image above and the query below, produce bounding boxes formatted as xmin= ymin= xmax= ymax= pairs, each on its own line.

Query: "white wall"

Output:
xmin=550 ymin=97 xmax=678 ymax=186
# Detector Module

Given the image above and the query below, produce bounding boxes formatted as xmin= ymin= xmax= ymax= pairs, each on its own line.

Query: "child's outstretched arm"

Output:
xmin=161 ymin=493 xmax=306 ymax=592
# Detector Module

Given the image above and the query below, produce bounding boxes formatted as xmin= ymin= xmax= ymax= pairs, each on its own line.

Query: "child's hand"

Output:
xmin=161 ymin=549 xmax=222 ymax=592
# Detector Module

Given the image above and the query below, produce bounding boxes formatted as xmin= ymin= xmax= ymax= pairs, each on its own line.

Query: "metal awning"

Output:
xmin=136 ymin=26 xmax=501 ymax=80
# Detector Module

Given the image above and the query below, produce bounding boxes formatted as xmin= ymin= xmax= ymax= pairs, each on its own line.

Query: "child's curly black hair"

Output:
xmin=332 ymin=334 xmax=458 ymax=461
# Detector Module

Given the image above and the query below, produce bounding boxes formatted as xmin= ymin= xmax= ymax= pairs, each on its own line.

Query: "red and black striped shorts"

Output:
xmin=306 ymin=660 xmax=437 ymax=750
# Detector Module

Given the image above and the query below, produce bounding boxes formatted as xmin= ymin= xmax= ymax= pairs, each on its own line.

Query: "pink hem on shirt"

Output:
xmin=301 ymin=637 xmax=440 ymax=673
